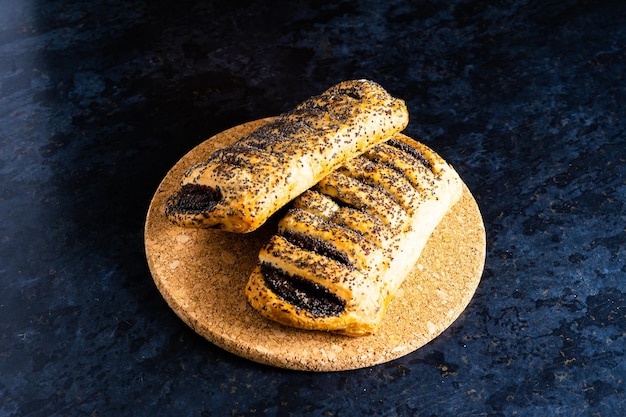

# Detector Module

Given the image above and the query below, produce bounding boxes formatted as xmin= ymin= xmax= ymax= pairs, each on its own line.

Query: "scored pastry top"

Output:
xmin=245 ymin=134 xmax=463 ymax=336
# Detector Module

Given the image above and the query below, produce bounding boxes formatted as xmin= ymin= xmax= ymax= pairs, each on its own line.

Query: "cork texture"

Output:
xmin=144 ymin=118 xmax=486 ymax=372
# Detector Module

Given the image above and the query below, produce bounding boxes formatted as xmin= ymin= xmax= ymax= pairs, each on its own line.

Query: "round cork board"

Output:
xmin=145 ymin=118 xmax=486 ymax=372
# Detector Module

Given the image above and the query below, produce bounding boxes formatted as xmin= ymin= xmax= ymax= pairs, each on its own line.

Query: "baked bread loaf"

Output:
xmin=165 ymin=79 xmax=408 ymax=233
xmin=245 ymin=133 xmax=463 ymax=336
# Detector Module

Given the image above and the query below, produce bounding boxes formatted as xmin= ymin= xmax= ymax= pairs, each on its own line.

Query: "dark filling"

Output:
xmin=386 ymin=139 xmax=433 ymax=172
xmin=167 ymin=183 xmax=221 ymax=214
xmin=281 ymin=231 xmax=353 ymax=268
xmin=261 ymin=264 xmax=346 ymax=317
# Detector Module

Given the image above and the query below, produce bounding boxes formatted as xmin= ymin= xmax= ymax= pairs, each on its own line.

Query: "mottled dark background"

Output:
xmin=1 ymin=1 xmax=624 ymax=416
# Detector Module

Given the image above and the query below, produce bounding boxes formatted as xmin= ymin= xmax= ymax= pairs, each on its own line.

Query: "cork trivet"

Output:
xmin=144 ymin=118 xmax=486 ymax=372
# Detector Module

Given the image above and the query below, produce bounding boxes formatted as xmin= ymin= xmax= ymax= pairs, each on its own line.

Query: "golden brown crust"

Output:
xmin=165 ymin=79 xmax=408 ymax=233
xmin=245 ymin=133 xmax=464 ymax=336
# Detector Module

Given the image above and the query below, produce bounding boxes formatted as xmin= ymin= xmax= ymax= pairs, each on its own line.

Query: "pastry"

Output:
xmin=165 ymin=79 xmax=408 ymax=233
xmin=245 ymin=134 xmax=463 ymax=336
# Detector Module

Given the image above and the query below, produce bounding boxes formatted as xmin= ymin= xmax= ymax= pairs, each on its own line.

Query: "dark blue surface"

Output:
xmin=1 ymin=1 xmax=624 ymax=416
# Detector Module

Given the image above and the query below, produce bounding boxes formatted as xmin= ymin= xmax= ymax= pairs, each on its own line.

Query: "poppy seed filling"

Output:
xmin=281 ymin=231 xmax=353 ymax=268
xmin=261 ymin=264 xmax=346 ymax=317
xmin=386 ymin=139 xmax=433 ymax=171
xmin=168 ymin=183 xmax=221 ymax=214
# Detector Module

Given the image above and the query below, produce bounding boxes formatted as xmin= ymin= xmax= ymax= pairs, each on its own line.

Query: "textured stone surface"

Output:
xmin=1 ymin=1 xmax=624 ymax=416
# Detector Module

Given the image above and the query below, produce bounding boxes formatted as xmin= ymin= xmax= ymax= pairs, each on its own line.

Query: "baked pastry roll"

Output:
xmin=245 ymin=134 xmax=463 ymax=336
xmin=165 ymin=79 xmax=408 ymax=233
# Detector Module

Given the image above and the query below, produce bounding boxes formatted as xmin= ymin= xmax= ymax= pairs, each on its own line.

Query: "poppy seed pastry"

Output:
xmin=165 ymin=79 xmax=408 ymax=233
xmin=245 ymin=134 xmax=463 ymax=336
